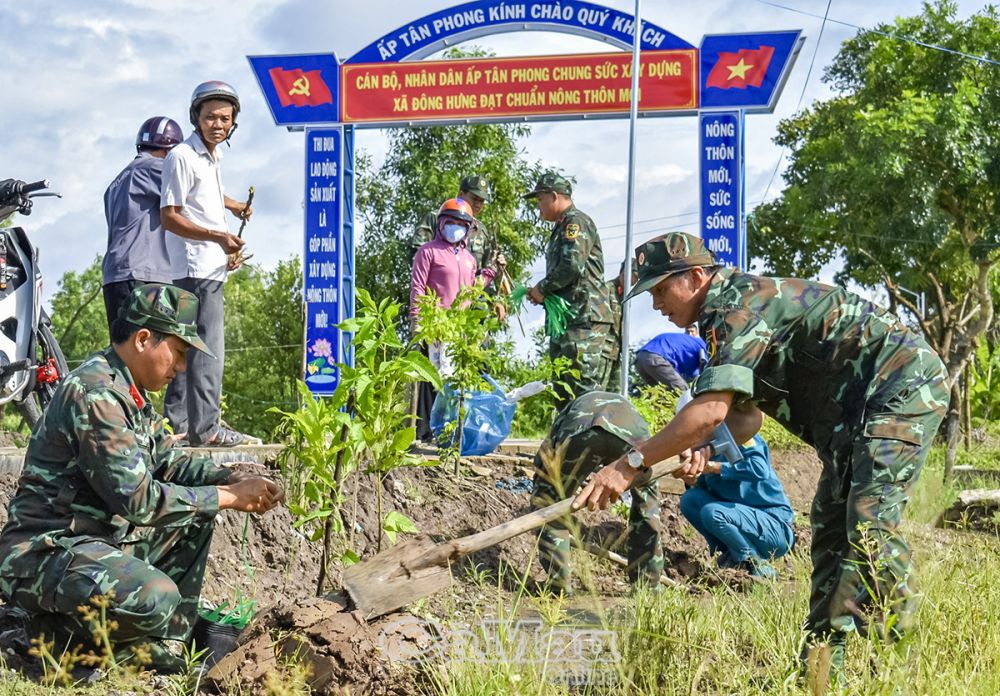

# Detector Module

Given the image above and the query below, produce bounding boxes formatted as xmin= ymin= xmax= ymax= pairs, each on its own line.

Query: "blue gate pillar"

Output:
xmin=341 ymin=126 xmax=356 ymax=368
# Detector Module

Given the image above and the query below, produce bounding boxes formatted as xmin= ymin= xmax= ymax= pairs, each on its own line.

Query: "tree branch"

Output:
xmin=857 ymin=247 xmax=937 ymax=350
xmin=59 ymin=282 xmax=103 ymax=346
xmin=927 ymin=271 xmax=949 ymax=333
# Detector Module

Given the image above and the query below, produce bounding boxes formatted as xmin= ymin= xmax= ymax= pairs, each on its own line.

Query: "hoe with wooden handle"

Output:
xmin=342 ymin=455 xmax=684 ymax=619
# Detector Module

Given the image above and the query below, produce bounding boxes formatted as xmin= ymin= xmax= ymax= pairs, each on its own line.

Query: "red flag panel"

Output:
xmin=340 ymin=50 xmax=698 ymax=123
xmin=269 ymin=67 xmax=334 ymax=108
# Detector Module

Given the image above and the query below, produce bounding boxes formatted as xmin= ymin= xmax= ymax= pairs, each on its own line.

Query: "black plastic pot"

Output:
xmin=190 ymin=617 xmax=244 ymax=668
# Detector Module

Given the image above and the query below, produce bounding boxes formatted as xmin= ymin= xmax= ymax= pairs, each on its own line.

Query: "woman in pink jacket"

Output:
xmin=410 ymin=197 xmax=478 ymax=442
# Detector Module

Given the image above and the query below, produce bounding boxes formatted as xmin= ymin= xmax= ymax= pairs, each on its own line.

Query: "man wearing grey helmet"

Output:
xmin=160 ymin=81 xmax=255 ymax=447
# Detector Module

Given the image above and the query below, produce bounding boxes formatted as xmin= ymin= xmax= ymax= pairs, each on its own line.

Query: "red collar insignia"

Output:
xmin=129 ymin=384 xmax=145 ymax=409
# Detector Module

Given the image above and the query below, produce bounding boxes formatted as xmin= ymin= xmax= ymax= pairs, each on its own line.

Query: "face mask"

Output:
xmin=442 ymin=223 xmax=467 ymax=244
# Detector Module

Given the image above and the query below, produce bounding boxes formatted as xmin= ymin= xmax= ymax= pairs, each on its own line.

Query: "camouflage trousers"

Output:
xmin=1 ymin=521 xmax=214 ymax=664
xmin=550 ymin=324 xmax=614 ymax=412
xmin=806 ymin=356 xmax=948 ymax=661
xmin=603 ymin=330 xmax=623 ymax=393
xmin=530 ymin=427 xmax=663 ymax=588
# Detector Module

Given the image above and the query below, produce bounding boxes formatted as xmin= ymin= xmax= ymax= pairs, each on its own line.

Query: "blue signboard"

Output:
xmin=346 ymin=0 xmax=693 ymax=63
xmin=699 ymin=111 xmax=743 ymax=268
xmin=248 ymin=53 xmax=340 ymax=126
xmin=303 ymin=128 xmax=343 ymax=395
xmin=699 ymin=31 xmax=803 ymax=113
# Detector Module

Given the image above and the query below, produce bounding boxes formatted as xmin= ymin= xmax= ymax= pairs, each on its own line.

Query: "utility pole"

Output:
xmin=621 ymin=0 xmax=642 ymax=395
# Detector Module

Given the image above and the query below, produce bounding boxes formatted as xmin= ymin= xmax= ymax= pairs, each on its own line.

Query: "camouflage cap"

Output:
xmin=459 ymin=174 xmax=492 ymax=203
xmin=122 ymin=284 xmax=214 ymax=358
xmin=624 ymin=232 xmax=717 ymax=302
xmin=522 ymin=171 xmax=572 ymax=199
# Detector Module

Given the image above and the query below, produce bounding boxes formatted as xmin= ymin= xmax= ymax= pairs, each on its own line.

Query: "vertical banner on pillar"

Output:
xmin=303 ymin=127 xmax=343 ymax=396
xmin=699 ymin=111 xmax=743 ymax=268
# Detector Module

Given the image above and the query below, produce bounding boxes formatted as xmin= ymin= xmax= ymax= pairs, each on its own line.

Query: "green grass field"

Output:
xmin=1 ymin=446 xmax=997 ymax=695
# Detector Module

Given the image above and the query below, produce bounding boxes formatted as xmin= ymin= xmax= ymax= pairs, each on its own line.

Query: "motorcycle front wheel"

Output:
xmin=16 ymin=314 xmax=68 ymax=431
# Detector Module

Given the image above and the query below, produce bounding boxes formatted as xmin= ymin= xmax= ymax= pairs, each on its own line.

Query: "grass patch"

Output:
xmin=429 ymin=524 xmax=1000 ymax=695
xmin=428 ymin=445 xmax=1000 ymax=695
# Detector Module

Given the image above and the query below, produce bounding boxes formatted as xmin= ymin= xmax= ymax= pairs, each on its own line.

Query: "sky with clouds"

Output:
xmin=0 ymin=0 xmax=987 ymax=357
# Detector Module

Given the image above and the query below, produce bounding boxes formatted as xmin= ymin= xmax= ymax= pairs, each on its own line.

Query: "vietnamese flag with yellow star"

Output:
xmin=704 ymin=45 xmax=775 ymax=90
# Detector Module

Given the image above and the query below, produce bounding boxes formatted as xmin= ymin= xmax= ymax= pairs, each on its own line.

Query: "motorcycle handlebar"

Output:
xmin=0 ymin=179 xmax=54 ymax=218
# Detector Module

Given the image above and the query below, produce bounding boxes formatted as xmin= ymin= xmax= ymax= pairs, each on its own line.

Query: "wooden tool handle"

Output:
xmin=449 ymin=455 xmax=682 ymax=558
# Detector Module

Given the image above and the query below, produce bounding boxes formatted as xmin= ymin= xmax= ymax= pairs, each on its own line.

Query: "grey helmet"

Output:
xmin=135 ymin=116 xmax=183 ymax=152
xmin=189 ymin=80 xmax=240 ymax=141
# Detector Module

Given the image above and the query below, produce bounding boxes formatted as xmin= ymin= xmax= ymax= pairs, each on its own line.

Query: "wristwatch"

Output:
xmin=625 ymin=449 xmax=645 ymax=470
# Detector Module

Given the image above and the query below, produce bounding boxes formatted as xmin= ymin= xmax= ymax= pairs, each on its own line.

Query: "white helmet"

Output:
xmin=189 ymin=80 xmax=240 ymax=141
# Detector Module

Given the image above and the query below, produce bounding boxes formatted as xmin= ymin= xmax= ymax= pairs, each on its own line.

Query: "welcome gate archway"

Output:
xmin=246 ymin=0 xmax=803 ymax=394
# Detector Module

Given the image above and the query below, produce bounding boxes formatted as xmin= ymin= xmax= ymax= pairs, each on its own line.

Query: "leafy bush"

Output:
xmin=632 ymin=384 xmax=679 ymax=432
xmin=758 ymin=415 xmax=807 ymax=451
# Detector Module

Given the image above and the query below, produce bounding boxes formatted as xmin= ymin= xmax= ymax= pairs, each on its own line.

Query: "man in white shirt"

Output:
xmin=160 ymin=80 xmax=253 ymax=447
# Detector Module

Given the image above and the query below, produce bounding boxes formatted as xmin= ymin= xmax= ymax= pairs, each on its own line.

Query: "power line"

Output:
xmin=760 ymin=0 xmax=833 ymax=205
xmin=750 ymin=0 xmax=1000 ymax=67
xmin=65 ymin=343 xmax=303 ymax=365
xmin=600 ymin=200 xmax=766 ymax=243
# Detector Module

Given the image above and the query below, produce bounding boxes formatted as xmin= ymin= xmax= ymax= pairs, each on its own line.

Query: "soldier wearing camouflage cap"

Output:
xmin=0 ymin=283 xmax=283 ymax=671
xmin=531 ymin=391 xmax=662 ymax=594
xmin=524 ymin=172 xmax=613 ymax=410
xmin=409 ymin=174 xmax=503 ymax=288
xmin=576 ymin=232 xmax=948 ymax=687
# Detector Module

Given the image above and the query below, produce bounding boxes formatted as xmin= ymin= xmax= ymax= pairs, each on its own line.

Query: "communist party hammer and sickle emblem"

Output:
xmin=288 ymin=75 xmax=311 ymax=97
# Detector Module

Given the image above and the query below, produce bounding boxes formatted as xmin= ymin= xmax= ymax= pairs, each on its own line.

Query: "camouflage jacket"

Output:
xmin=549 ymin=391 xmax=649 ymax=448
xmin=410 ymin=211 xmax=495 ymax=281
xmin=691 ymin=267 xmax=945 ymax=452
xmin=0 ymin=347 xmax=229 ymax=578
xmin=538 ymin=206 xmax=611 ymax=326
xmin=606 ymin=277 xmax=624 ymax=359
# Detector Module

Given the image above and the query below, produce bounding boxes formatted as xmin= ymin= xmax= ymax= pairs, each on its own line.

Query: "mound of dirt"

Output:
xmin=0 ymin=446 xmax=823 ymax=612
xmin=770 ymin=446 xmax=823 ymax=512
xmin=207 ymin=596 xmax=433 ymax=695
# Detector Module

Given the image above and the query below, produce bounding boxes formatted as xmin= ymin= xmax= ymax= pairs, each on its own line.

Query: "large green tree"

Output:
xmin=356 ymin=52 xmax=547 ymax=308
xmin=752 ymin=1 xmax=1000 ymax=476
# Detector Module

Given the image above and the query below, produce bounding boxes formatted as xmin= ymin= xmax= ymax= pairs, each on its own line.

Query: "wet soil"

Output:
xmin=206 ymin=596 xmax=434 ymax=695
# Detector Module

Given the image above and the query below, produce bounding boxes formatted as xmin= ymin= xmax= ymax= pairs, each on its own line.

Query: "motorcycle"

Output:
xmin=0 ymin=178 xmax=68 ymax=429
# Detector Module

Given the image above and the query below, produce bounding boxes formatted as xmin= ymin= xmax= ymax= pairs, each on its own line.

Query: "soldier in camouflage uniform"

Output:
xmin=409 ymin=174 xmax=501 ymax=288
xmin=576 ymin=232 xmax=948 ymax=685
xmin=531 ymin=391 xmax=662 ymax=594
xmin=524 ymin=172 xmax=613 ymax=410
xmin=604 ymin=264 xmax=625 ymax=391
xmin=0 ymin=284 xmax=283 ymax=671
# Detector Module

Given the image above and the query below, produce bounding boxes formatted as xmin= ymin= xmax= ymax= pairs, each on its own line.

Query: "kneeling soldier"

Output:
xmin=531 ymin=391 xmax=662 ymax=594
xmin=0 ymin=284 xmax=282 ymax=671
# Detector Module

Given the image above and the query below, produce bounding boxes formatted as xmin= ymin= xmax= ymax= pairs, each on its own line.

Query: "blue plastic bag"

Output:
xmin=430 ymin=375 xmax=515 ymax=456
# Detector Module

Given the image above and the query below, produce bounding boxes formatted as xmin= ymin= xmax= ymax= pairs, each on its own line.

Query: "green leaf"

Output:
xmin=340 ymin=549 xmax=361 ymax=566
xmin=382 ymin=510 xmax=418 ymax=544
xmin=390 ymin=426 xmax=416 ymax=453
xmin=400 ymin=351 xmax=443 ymax=389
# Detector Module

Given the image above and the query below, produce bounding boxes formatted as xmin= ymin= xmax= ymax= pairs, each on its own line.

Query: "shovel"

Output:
xmin=342 ymin=455 xmax=684 ymax=619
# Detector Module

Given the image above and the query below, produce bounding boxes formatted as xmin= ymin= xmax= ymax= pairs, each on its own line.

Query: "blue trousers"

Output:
xmin=680 ymin=487 xmax=793 ymax=563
